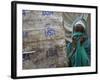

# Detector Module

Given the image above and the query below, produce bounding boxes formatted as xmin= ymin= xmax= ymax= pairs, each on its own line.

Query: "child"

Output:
xmin=66 ymin=20 xmax=90 ymax=67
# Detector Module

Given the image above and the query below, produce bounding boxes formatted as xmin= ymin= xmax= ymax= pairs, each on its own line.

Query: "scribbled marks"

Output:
xmin=42 ymin=11 xmax=53 ymax=16
xmin=22 ymin=10 xmax=26 ymax=16
xmin=46 ymin=27 xmax=55 ymax=37
xmin=23 ymin=31 xmax=28 ymax=38
xmin=46 ymin=47 xmax=58 ymax=58
xmin=45 ymin=24 xmax=56 ymax=37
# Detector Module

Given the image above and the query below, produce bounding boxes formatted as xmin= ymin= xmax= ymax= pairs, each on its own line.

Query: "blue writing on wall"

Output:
xmin=42 ymin=11 xmax=53 ymax=16
xmin=23 ymin=31 xmax=28 ymax=38
xmin=22 ymin=10 xmax=26 ymax=16
xmin=45 ymin=27 xmax=56 ymax=37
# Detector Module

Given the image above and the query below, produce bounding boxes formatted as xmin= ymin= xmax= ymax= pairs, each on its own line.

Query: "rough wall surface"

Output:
xmin=22 ymin=10 xmax=69 ymax=69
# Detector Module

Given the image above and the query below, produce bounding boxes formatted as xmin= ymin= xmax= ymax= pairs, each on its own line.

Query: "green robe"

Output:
xmin=66 ymin=32 xmax=90 ymax=67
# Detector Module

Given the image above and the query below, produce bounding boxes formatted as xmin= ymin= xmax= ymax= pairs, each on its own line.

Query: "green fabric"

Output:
xmin=71 ymin=40 xmax=89 ymax=66
xmin=72 ymin=32 xmax=84 ymax=38
xmin=67 ymin=32 xmax=90 ymax=67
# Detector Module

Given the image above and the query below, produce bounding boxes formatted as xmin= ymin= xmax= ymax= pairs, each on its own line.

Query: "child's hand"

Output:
xmin=80 ymin=36 xmax=85 ymax=44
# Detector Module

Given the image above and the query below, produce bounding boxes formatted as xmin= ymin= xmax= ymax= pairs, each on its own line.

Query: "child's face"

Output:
xmin=74 ymin=24 xmax=85 ymax=33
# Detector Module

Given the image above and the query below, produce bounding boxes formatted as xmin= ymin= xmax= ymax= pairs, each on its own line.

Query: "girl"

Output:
xmin=66 ymin=20 xmax=90 ymax=67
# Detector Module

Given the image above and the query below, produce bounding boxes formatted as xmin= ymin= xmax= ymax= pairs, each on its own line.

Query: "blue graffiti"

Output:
xmin=22 ymin=10 xmax=26 ymax=16
xmin=45 ymin=27 xmax=56 ymax=37
xmin=42 ymin=11 xmax=53 ymax=16
xmin=23 ymin=31 xmax=28 ymax=38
